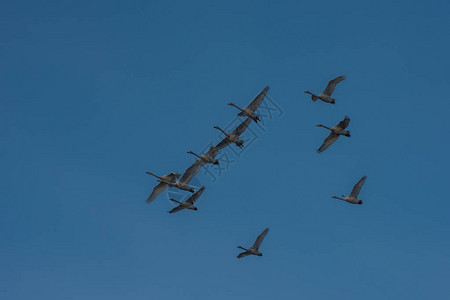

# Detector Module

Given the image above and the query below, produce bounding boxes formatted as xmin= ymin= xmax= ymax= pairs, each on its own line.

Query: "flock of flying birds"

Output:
xmin=145 ymin=76 xmax=367 ymax=258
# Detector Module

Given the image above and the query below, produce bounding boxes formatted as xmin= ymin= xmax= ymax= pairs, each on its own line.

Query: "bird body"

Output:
xmin=237 ymin=228 xmax=269 ymax=259
xmin=332 ymin=176 xmax=367 ymax=205
xmin=145 ymin=172 xmax=180 ymax=203
xmin=169 ymin=186 xmax=205 ymax=213
xmin=305 ymin=75 xmax=346 ymax=104
xmin=228 ymin=86 xmax=270 ymax=123
xmin=187 ymin=146 xmax=219 ymax=165
xmin=316 ymin=116 xmax=351 ymax=153
xmin=215 ymin=117 xmax=252 ymax=150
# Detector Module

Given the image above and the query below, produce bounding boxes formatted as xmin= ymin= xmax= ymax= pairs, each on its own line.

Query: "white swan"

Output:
xmin=305 ymin=75 xmax=346 ymax=104
xmin=332 ymin=176 xmax=367 ymax=205
xmin=214 ymin=117 xmax=252 ymax=149
xmin=169 ymin=186 xmax=206 ymax=213
xmin=237 ymin=228 xmax=269 ymax=258
xmin=145 ymin=172 xmax=179 ymax=203
xmin=316 ymin=116 xmax=351 ymax=153
xmin=187 ymin=146 xmax=219 ymax=165
xmin=228 ymin=86 xmax=270 ymax=123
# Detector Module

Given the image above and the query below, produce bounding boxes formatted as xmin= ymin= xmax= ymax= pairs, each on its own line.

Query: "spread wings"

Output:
xmin=179 ymin=160 xmax=202 ymax=184
xmin=146 ymin=172 xmax=179 ymax=203
xmin=323 ymin=75 xmax=346 ymax=96
xmin=245 ymin=86 xmax=270 ymax=112
xmin=215 ymin=118 xmax=252 ymax=150
xmin=146 ymin=182 xmax=168 ymax=203
xmin=349 ymin=176 xmax=367 ymax=198
xmin=252 ymin=228 xmax=269 ymax=250
xmin=337 ymin=116 xmax=350 ymax=129
xmin=215 ymin=137 xmax=232 ymax=150
xmin=233 ymin=117 xmax=252 ymax=136
xmin=186 ymin=186 xmax=205 ymax=205
xmin=317 ymin=132 xmax=339 ymax=153
xmin=206 ymin=146 xmax=218 ymax=158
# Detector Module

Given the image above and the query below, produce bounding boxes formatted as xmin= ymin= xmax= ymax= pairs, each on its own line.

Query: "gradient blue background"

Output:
xmin=1 ymin=1 xmax=450 ymax=299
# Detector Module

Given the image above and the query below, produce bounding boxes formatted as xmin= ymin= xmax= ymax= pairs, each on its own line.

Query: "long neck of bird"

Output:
xmin=215 ymin=127 xmax=228 ymax=136
xmin=317 ymin=124 xmax=331 ymax=130
xmin=146 ymin=171 xmax=162 ymax=179
xmin=188 ymin=151 xmax=201 ymax=159
xmin=229 ymin=103 xmax=243 ymax=111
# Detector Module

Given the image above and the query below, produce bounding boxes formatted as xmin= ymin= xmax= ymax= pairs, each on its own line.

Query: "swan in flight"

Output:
xmin=316 ymin=116 xmax=351 ymax=153
xmin=145 ymin=172 xmax=180 ymax=203
xmin=169 ymin=186 xmax=206 ymax=213
xmin=146 ymin=160 xmax=202 ymax=194
xmin=187 ymin=146 xmax=219 ymax=165
xmin=332 ymin=176 xmax=367 ymax=205
xmin=304 ymin=75 xmax=346 ymax=104
xmin=227 ymin=86 xmax=270 ymax=123
xmin=214 ymin=117 xmax=252 ymax=150
xmin=237 ymin=228 xmax=269 ymax=258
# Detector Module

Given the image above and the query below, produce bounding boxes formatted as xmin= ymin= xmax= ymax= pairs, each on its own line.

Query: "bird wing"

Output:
xmin=215 ymin=137 xmax=232 ymax=150
xmin=245 ymin=86 xmax=270 ymax=112
xmin=323 ymin=75 xmax=346 ymax=96
xmin=179 ymin=160 xmax=202 ymax=184
xmin=337 ymin=116 xmax=350 ymax=129
xmin=206 ymin=146 xmax=218 ymax=158
xmin=146 ymin=182 xmax=168 ymax=203
xmin=186 ymin=186 xmax=206 ymax=205
xmin=252 ymin=228 xmax=269 ymax=250
xmin=232 ymin=117 xmax=252 ymax=136
xmin=317 ymin=132 xmax=339 ymax=153
xmin=168 ymin=205 xmax=185 ymax=214
xmin=349 ymin=176 xmax=367 ymax=198
xmin=237 ymin=251 xmax=251 ymax=259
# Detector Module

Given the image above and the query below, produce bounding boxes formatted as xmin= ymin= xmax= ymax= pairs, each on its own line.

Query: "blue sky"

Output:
xmin=1 ymin=0 xmax=450 ymax=299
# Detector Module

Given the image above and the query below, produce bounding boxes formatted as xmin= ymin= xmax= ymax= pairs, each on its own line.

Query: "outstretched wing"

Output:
xmin=237 ymin=251 xmax=251 ymax=259
xmin=215 ymin=137 xmax=232 ymax=150
xmin=252 ymin=228 xmax=269 ymax=250
xmin=232 ymin=117 xmax=252 ymax=136
xmin=179 ymin=160 xmax=202 ymax=184
xmin=206 ymin=146 xmax=218 ymax=158
xmin=323 ymin=75 xmax=346 ymax=96
xmin=245 ymin=86 xmax=270 ymax=112
xmin=349 ymin=176 xmax=367 ymax=198
xmin=317 ymin=132 xmax=339 ymax=153
xmin=146 ymin=182 xmax=168 ymax=203
xmin=186 ymin=186 xmax=206 ymax=205
xmin=168 ymin=205 xmax=185 ymax=214
xmin=337 ymin=116 xmax=350 ymax=129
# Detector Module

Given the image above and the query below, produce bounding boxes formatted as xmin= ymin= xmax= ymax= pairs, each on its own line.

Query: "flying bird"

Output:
xmin=304 ymin=75 xmax=346 ymax=104
xmin=145 ymin=172 xmax=180 ymax=203
xmin=237 ymin=228 xmax=269 ymax=259
xmin=316 ymin=116 xmax=351 ymax=153
xmin=227 ymin=86 xmax=270 ymax=123
xmin=214 ymin=117 xmax=252 ymax=150
xmin=146 ymin=160 xmax=202 ymax=194
xmin=332 ymin=176 xmax=367 ymax=205
xmin=168 ymin=186 xmax=206 ymax=213
xmin=187 ymin=146 xmax=219 ymax=165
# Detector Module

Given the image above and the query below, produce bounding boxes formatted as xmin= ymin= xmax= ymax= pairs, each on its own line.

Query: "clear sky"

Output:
xmin=1 ymin=1 xmax=450 ymax=299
